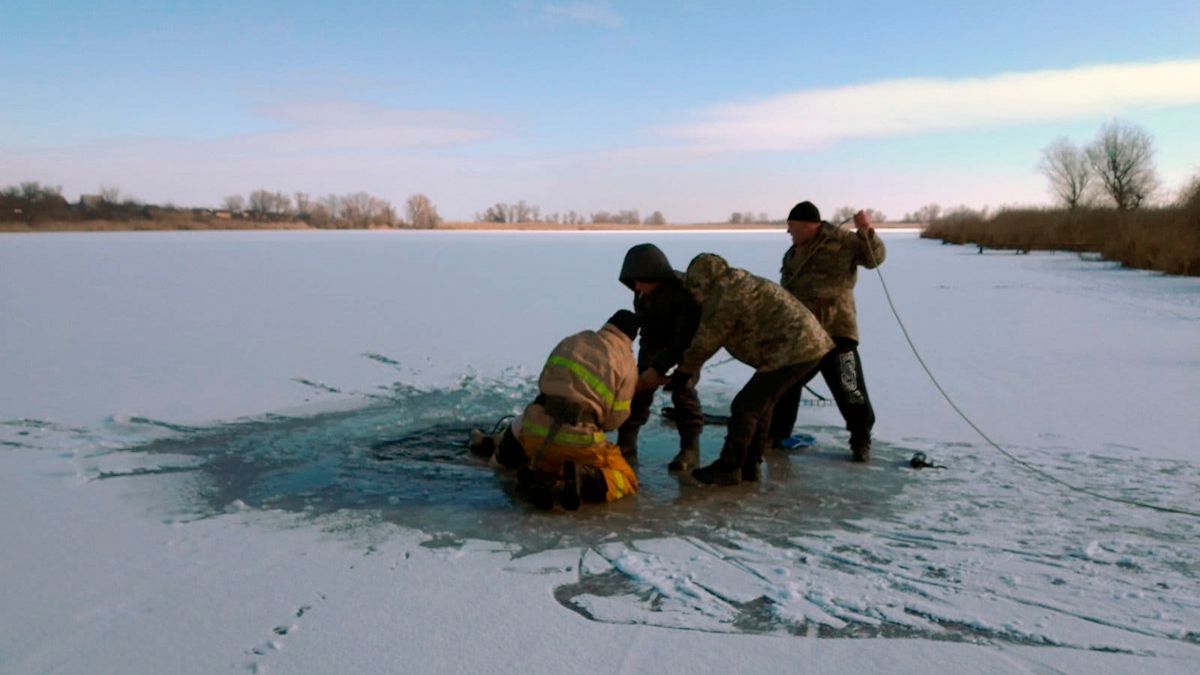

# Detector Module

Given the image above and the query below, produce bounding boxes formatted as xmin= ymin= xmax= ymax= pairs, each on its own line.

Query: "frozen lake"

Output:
xmin=2 ymin=230 xmax=1198 ymax=672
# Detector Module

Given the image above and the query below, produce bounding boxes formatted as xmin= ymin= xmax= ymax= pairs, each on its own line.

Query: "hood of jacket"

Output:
xmin=683 ymin=252 xmax=729 ymax=299
xmin=619 ymin=243 xmax=679 ymax=290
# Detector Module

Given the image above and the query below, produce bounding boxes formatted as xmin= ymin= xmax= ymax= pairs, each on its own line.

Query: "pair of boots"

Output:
xmin=516 ymin=461 xmax=605 ymax=511
xmin=691 ymin=455 xmax=761 ymax=486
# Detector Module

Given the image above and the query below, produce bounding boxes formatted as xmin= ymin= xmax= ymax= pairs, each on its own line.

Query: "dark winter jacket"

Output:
xmin=619 ymin=244 xmax=701 ymax=375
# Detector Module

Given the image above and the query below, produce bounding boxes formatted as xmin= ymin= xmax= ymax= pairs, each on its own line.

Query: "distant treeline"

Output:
xmin=0 ymin=183 xmax=444 ymax=230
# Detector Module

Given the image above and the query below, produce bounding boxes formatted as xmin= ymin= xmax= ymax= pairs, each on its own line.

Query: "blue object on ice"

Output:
xmin=779 ymin=433 xmax=816 ymax=450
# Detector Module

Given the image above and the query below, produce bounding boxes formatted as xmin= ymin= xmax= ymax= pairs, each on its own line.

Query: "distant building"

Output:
xmin=79 ymin=194 xmax=104 ymax=209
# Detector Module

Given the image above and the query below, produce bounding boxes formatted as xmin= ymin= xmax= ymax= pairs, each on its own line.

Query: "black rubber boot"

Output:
xmin=668 ymin=427 xmax=702 ymax=472
xmin=617 ymin=427 xmax=639 ymax=460
xmin=516 ymin=467 xmax=556 ymax=510
xmin=850 ymin=433 xmax=871 ymax=463
xmin=741 ymin=459 xmax=761 ymax=482
xmin=692 ymin=458 xmax=741 ymax=486
xmin=668 ymin=447 xmax=699 ymax=472
xmin=579 ymin=465 xmax=608 ymax=502
xmin=559 ymin=461 xmax=581 ymax=511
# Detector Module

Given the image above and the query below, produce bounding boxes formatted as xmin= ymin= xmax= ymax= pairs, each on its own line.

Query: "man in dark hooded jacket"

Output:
xmin=617 ymin=243 xmax=705 ymax=471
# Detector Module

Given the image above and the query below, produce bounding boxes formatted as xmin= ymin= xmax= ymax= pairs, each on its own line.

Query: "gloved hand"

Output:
xmin=666 ymin=370 xmax=693 ymax=392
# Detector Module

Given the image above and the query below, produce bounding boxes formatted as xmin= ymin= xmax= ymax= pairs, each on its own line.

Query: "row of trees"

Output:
xmin=1 ymin=182 xmax=442 ymax=229
xmin=222 ymin=190 xmax=441 ymax=229
xmin=475 ymin=200 xmax=666 ymax=225
xmin=1039 ymin=120 xmax=1159 ymax=211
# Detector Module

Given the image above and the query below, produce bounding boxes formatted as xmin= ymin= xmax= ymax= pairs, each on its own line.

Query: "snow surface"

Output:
xmin=1 ymin=230 xmax=1198 ymax=673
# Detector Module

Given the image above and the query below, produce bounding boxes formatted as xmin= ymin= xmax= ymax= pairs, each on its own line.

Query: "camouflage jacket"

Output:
xmin=676 ymin=254 xmax=833 ymax=375
xmin=780 ymin=222 xmax=886 ymax=343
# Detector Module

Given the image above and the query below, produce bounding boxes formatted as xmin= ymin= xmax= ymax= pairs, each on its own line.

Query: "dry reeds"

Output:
xmin=921 ymin=202 xmax=1200 ymax=277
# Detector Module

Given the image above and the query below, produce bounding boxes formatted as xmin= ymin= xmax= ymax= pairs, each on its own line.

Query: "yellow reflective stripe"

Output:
xmin=610 ymin=471 xmax=629 ymax=499
xmin=522 ymin=421 xmax=606 ymax=446
xmin=613 ymin=399 xmax=631 ymax=411
xmin=546 ymin=355 xmax=614 ymax=407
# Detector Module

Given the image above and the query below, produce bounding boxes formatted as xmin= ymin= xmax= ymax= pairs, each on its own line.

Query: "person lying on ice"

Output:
xmin=467 ymin=310 xmax=641 ymax=510
xmin=668 ymin=253 xmax=835 ymax=486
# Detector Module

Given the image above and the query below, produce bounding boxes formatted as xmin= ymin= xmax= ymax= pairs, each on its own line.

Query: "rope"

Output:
xmin=863 ymin=232 xmax=1200 ymax=518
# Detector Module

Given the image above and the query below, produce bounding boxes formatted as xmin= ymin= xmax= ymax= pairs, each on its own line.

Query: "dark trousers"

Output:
xmin=618 ymin=378 xmax=703 ymax=440
xmin=770 ymin=338 xmax=875 ymax=447
xmin=495 ymin=427 xmax=528 ymax=470
xmin=719 ymin=358 xmax=822 ymax=470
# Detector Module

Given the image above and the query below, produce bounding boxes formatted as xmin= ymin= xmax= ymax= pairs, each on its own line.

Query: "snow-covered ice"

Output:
xmin=1 ymin=230 xmax=1198 ymax=673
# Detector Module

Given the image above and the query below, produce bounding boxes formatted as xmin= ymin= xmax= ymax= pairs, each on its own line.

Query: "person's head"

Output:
xmin=786 ymin=201 xmax=822 ymax=246
xmin=619 ymin=243 xmax=675 ymax=294
xmin=605 ymin=309 xmax=639 ymax=341
xmin=683 ymin=253 xmax=729 ymax=304
xmin=632 ymin=280 xmax=661 ymax=296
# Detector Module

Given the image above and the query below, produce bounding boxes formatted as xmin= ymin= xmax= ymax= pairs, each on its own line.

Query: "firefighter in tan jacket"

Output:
xmin=470 ymin=310 xmax=640 ymax=510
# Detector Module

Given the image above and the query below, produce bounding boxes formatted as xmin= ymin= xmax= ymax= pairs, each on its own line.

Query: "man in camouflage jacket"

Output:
xmin=770 ymin=201 xmax=886 ymax=462
xmin=669 ymin=253 xmax=834 ymax=486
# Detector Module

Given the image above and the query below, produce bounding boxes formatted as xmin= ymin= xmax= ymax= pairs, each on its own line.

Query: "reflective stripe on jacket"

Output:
xmin=519 ymin=323 xmax=637 ymax=450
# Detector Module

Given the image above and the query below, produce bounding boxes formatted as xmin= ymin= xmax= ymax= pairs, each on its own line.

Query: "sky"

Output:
xmin=3 ymin=0 xmax=1199 ymax=222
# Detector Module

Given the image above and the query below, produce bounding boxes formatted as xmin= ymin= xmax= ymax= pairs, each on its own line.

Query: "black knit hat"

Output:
xmin=787 ymin=201 xmax=820 ymax=223
xmin=606 ymin=309 xmax=639 ymax=340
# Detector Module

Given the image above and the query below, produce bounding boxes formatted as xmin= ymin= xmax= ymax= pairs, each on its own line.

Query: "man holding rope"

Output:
xmin=769 ymin=201 xmax=886 ymax=462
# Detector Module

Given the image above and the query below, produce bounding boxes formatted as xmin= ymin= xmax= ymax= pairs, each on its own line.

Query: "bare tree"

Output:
xmin=477 ymin=203 xmax=507 ymax=223
xmin=247 ymin=190 xmax=292 ymax=220
xmin=405 ymin=193 xmax=441 ymax=229
xmin=319 ymin=194 xmax=342 ymax=224
xmin=906 ymin=203 xmax=942 ymax=224
xmin=341 ymin=192 xmax=374 ymax=227
xmin=98 ymin=186 xmax=121 ymax=204
xmin=1086 ymin=120 xmax=1159 ymax=211
xmin=509 ymin=200 xmax=538 ymax=223
xmin=644 ymin=211 xmax=666 ymax=225
xmin=222 ymin=195 xmax=245 ymax=213
xmin=1039 ymin=137 xmax=1092 ymax=209
xmin=728 ymin=212 xmax=743 ymax=224
xmin=832 ymin=206 xmax=856 ymax=223
xmin=863 ymin=208 xmax=887 ymax=223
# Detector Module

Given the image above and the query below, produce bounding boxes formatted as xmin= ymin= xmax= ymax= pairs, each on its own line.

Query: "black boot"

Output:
xmin=668 ymin=427 xmax=701 ymax=472
xmin=850 ymin=433 xmax=871 ymax=463
xmin=579 ymin=465 xmax=608 ymax=502
xmin=741 ymin=459 xmax=761 ymax=482
xmin=668 ymin=447 xmax=699 ymax=472
xmin=692 ymin=458 xmax=741 ymax=486
xmin=559 ymin=461 xmax=581 ymax=511
xmin=516 ymin=467 xmax=555 ymax=510
xmin=617 ymin=427 xmax=639 ymax=460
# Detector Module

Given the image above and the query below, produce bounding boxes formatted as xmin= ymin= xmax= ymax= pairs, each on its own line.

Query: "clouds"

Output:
xmin=240 ymin=101 xmax=499 ymax=155
xmin=666 ymin=60 xmax=1200 ymax=151
xmin=541 ymin=1 xmax=623 ymax=28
